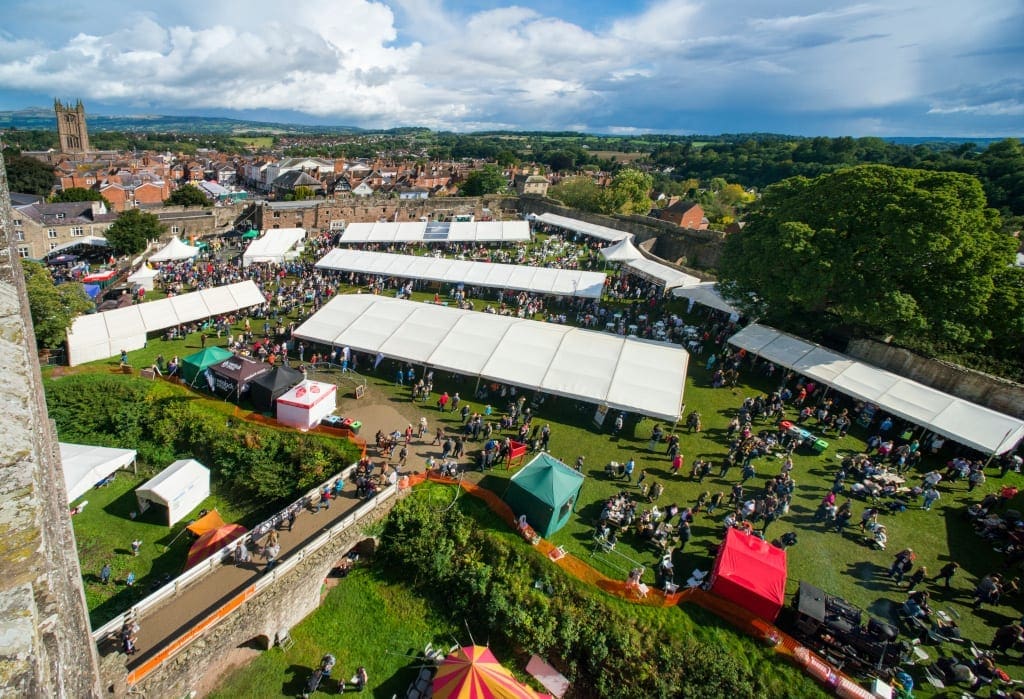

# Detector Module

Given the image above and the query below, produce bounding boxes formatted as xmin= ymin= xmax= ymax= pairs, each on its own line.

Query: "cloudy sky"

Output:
xmin=0 ymin=0 xmax=1021 ymax=136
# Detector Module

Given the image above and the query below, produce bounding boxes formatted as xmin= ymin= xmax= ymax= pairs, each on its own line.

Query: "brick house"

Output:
xmin=656 ymin=200 xmax=706 ymax=229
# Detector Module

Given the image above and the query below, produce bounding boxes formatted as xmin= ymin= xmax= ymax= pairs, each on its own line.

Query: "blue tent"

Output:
xmin=83 ymin=284 xmax=102 ymax=299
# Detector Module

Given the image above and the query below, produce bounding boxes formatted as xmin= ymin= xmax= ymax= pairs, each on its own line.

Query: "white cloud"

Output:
xmin=0 ymin=0 xmax=1020 ymax=134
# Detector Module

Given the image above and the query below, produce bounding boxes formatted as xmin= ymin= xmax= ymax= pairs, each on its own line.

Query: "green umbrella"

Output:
xmin=242 ymin=229 xmax=260 ymax=240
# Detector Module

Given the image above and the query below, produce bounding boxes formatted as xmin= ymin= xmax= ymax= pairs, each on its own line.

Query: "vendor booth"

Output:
xmin=502 ymin=453 xmax=584 ymax=538
xmin=135 ymin=459 xmax=210 ymax=527
xmin=207 ymin=355 xmax=271 ymax=401
xmin=59 ymin=442 xmax=137 ymax=504
xmin=242 ymin=228 xmax=305 ymax=266
xmin=249 ymin=365 xmax=305 ymax=413
xmin=708 ymin=527 xmax=788 ymax=621
xmin=276 ymin=380 xmax=337 ymax=430
xmin=181 ymin=346 xmax=234 ymax=386
xmin=127 ymin=265 xmax=160 ymax=292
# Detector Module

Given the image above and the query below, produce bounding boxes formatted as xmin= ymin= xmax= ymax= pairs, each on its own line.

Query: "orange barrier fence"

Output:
xmin=233 ymin=406 xmax=368 ymax=458
xmin=126 ymin=584 xmax=256 ymax=687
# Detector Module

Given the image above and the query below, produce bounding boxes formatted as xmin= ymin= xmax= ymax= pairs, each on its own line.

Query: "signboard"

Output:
xmin=593 ymin=404 xmax=610 ymax=429
xmin=354 ymin=384 xmax=366 ymax=399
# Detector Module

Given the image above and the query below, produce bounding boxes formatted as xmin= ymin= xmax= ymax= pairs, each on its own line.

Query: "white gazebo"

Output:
xmin=59 ymin=443 xmax=137 ymax=504
xmin=127 ymin=265 xmax=160 ymax=291
xmin=242 ymin=228 xmax=306 ymax=266
xmin=149 ymin=238 xmax=201 ymax=262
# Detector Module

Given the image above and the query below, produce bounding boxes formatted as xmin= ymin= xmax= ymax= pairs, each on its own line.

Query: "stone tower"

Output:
xmin=54 ymin=99 xmax=91 ymax=154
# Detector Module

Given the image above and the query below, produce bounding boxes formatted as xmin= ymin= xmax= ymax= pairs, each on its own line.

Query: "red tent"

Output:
xmin=708 ymin=528 xmax=787 ymax=621
xmin=185 ymin=524 xmax=247 ymax=570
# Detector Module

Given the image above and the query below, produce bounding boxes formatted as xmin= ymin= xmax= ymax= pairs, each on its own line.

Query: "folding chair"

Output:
xmin=922 ymin=664 xmax=945 ymax=690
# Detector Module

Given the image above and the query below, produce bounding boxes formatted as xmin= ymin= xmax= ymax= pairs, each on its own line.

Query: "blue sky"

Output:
xmin=0 ymin=0 xmax=1021 ymax=136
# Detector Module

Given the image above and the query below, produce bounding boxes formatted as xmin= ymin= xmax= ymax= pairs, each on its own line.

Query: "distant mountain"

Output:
xmin=0 ymin=107 xmax=363 ymax=135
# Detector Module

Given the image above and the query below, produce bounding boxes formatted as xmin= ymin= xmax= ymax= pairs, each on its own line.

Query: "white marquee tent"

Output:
xmin=59 ymin=442 xmax=137 ymax=504
xmin=671 ymin=281 xmax=739 ymax=315
xmin=294 ymin=295 xmax=689 ymax=421
xmin=149 ymin=237 xmax=201 ymax=262
xmin=316 ymin=249 xmax=607 ymax=299
xmin=242 ymin=228 xmax=306 ymax=266
xmin=135 ymin=459 xmax=210 ymax=526
xmin=127 ymin=265 xmax=160 ymax=291
xmin=66 ymin=280 xmax=266 ymax=366
xmin=599 ymin=236 xmax=701 ymax=291
xmin=534 ymin=212 xmax=629 ymax=242
xmin=336 ymin=220 xmax=530 ymax=244
xmin=728 ymin=324 xmax=1024 ymax=455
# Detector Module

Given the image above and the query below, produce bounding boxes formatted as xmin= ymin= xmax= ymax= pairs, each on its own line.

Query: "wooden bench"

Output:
xmin=140 ymin=368 xmax=156 ymax=380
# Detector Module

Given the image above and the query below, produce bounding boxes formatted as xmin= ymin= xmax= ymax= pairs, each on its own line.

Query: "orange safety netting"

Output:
xmin=233 ymin=406 xmax=367 ymax=457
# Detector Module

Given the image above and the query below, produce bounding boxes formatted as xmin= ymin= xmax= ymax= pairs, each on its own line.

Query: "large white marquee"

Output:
xmin=533 ymin=212 xmax=630 ymax=242
xmin=316 ymin=249 xmax=606 ymax=299
xmin=336 ymin=220 xmax=530 ymax=244
xmin=728 ymin=324 xmax=1024 ymax=455
xmin=294 ymin=295 xmax=689 ymax=421
xmin=66 ymin=281 xmax=266 ymax=366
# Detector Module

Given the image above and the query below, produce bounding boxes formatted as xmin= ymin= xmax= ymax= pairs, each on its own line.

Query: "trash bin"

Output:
xmin=813 ymin=438 xmax=828 ymax=454
xmin=779 ymin=420 xmax=794 ymax=431
xmin=341 ymin=417 xmax=354 ymax=429
xmin=349 ymin=420 xmax=362 ymax=435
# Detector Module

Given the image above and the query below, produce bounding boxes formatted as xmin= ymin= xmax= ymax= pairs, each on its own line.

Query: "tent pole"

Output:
xmin=986 ymin=428 xmax=1014 ymax=468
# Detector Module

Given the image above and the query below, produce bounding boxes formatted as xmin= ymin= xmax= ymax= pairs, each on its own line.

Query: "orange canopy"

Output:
xmin=185 ymin=524 xmax=247 ymax=569
xmin=186 ymin=509 xmax=225 ymax=536
xmin=433 ymin=646 xmax=550 ymax=699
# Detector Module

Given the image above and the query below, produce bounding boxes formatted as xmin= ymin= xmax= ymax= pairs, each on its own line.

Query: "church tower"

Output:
xmin=54 ymin=99 xmax=90 ymax=154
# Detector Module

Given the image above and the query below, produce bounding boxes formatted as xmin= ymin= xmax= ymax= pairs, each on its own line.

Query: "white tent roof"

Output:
xmin=336 ymin=221 xmax=530 ymax=244
xmin=127 ymin=265 xmax=160 ymax=282
xmin=728 ymin=324 xmax=1024 ymax=455
xmin=150 ymin=237 xmax=201 ymax=262
xmin=294 ymin=295 xmax=688 ymax=421
xmin=135 ymin=459 xmax=210 ymax=526
xmin=316 ymin=249 xmax=606 ymax=299
xmin=66 ymin=281 xmax=266 ymax=366
xmin=243 ymin=228 xmax=305 ymax=266
xmin=45 ymin=236 xmax=109 ymax=258
xmin=671 ymin=282 xmax=739 ymax=314
xmin=59 ymin=442 xmax=136 ymax=504
xmin=622 ymin=256 xmax=701 ymax=291
xmin=600 ymin=237 xmax=644 ymax=262
xmin=535 ymin=213 xmax=629 ymax=242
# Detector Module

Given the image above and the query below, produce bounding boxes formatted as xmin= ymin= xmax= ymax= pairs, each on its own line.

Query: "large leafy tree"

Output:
xmin=165 ymin=183 xmax=210 ymax=207
xmin=549 ymin=175 xmax=605 ymax=212
xmin=459 ymin=165 xmax=507 ymax=196
xmin=4 ymin=151 xmax=55 ymax=197
xmin=22 ymin=260 xmax=93 ymax=348
xmin=104 ymin=208 xmax=166 ymax=255
xmin=718 ymin=165 xmax=1017 ymax=348
xmin=605 ymin=168 xmax=654 ymax=215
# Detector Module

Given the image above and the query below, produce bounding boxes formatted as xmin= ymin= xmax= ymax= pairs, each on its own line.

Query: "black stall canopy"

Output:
xmin=249 ymin=365 xmax=305 ymax=413
xmin=207 ymin=356 xmax=272 ymax=401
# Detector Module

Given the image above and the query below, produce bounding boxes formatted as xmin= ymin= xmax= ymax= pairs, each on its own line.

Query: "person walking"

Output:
xmin=906 ymin=566 xmax=928 ymax=591
xmin=922 ymin=486 xmax=941 ymax=511
xmin=933 ymin=561 xmax=960 ymax=589
xmin=287 ymin=510 xmax=296 ymax=532
xmin=100 ymin=563 xmax=111 ymax=584
xmin=623 ymin=458 xmax=636 ymax=483
xmin=125 ymin=571 xmax=136 ymax=587
xmin=131 ymin=538 xmax=142 ymax=557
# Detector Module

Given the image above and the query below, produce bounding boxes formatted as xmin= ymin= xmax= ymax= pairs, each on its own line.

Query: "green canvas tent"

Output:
xmin=241 ymin=229 xmax=260 ymax=240
xmin=502 ymin=452 xmax=584 ymax=538
xmin=181 ymin=346 xmax=234 ymax=386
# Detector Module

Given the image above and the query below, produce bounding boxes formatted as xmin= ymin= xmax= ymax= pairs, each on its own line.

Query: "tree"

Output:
xmin=459 ymin=165 xmax=507 ymax=196
xmin=4 ymin=152 xmax=55 ymax=197
xmin=165 ymin=184 xmax=210 ymax=207
xmin=545 ymin=151 xmax=576 ymax=173
xmin=104 ymin=208 xmax=166 ymax=255
xmin=718 ymin=165 xmax=1017 ymax=348
xmin=50 ymin=187 xmax=111 ymax=209
xmin=292 ymin=185 xmax=316 ymax=201
xmin=548 ymin=176 xmax=605 ymax=213
xmin=605 ymin=168 xmax=654 ymax=215
xmin=22 ymin=260 xmax=93 ymax=348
